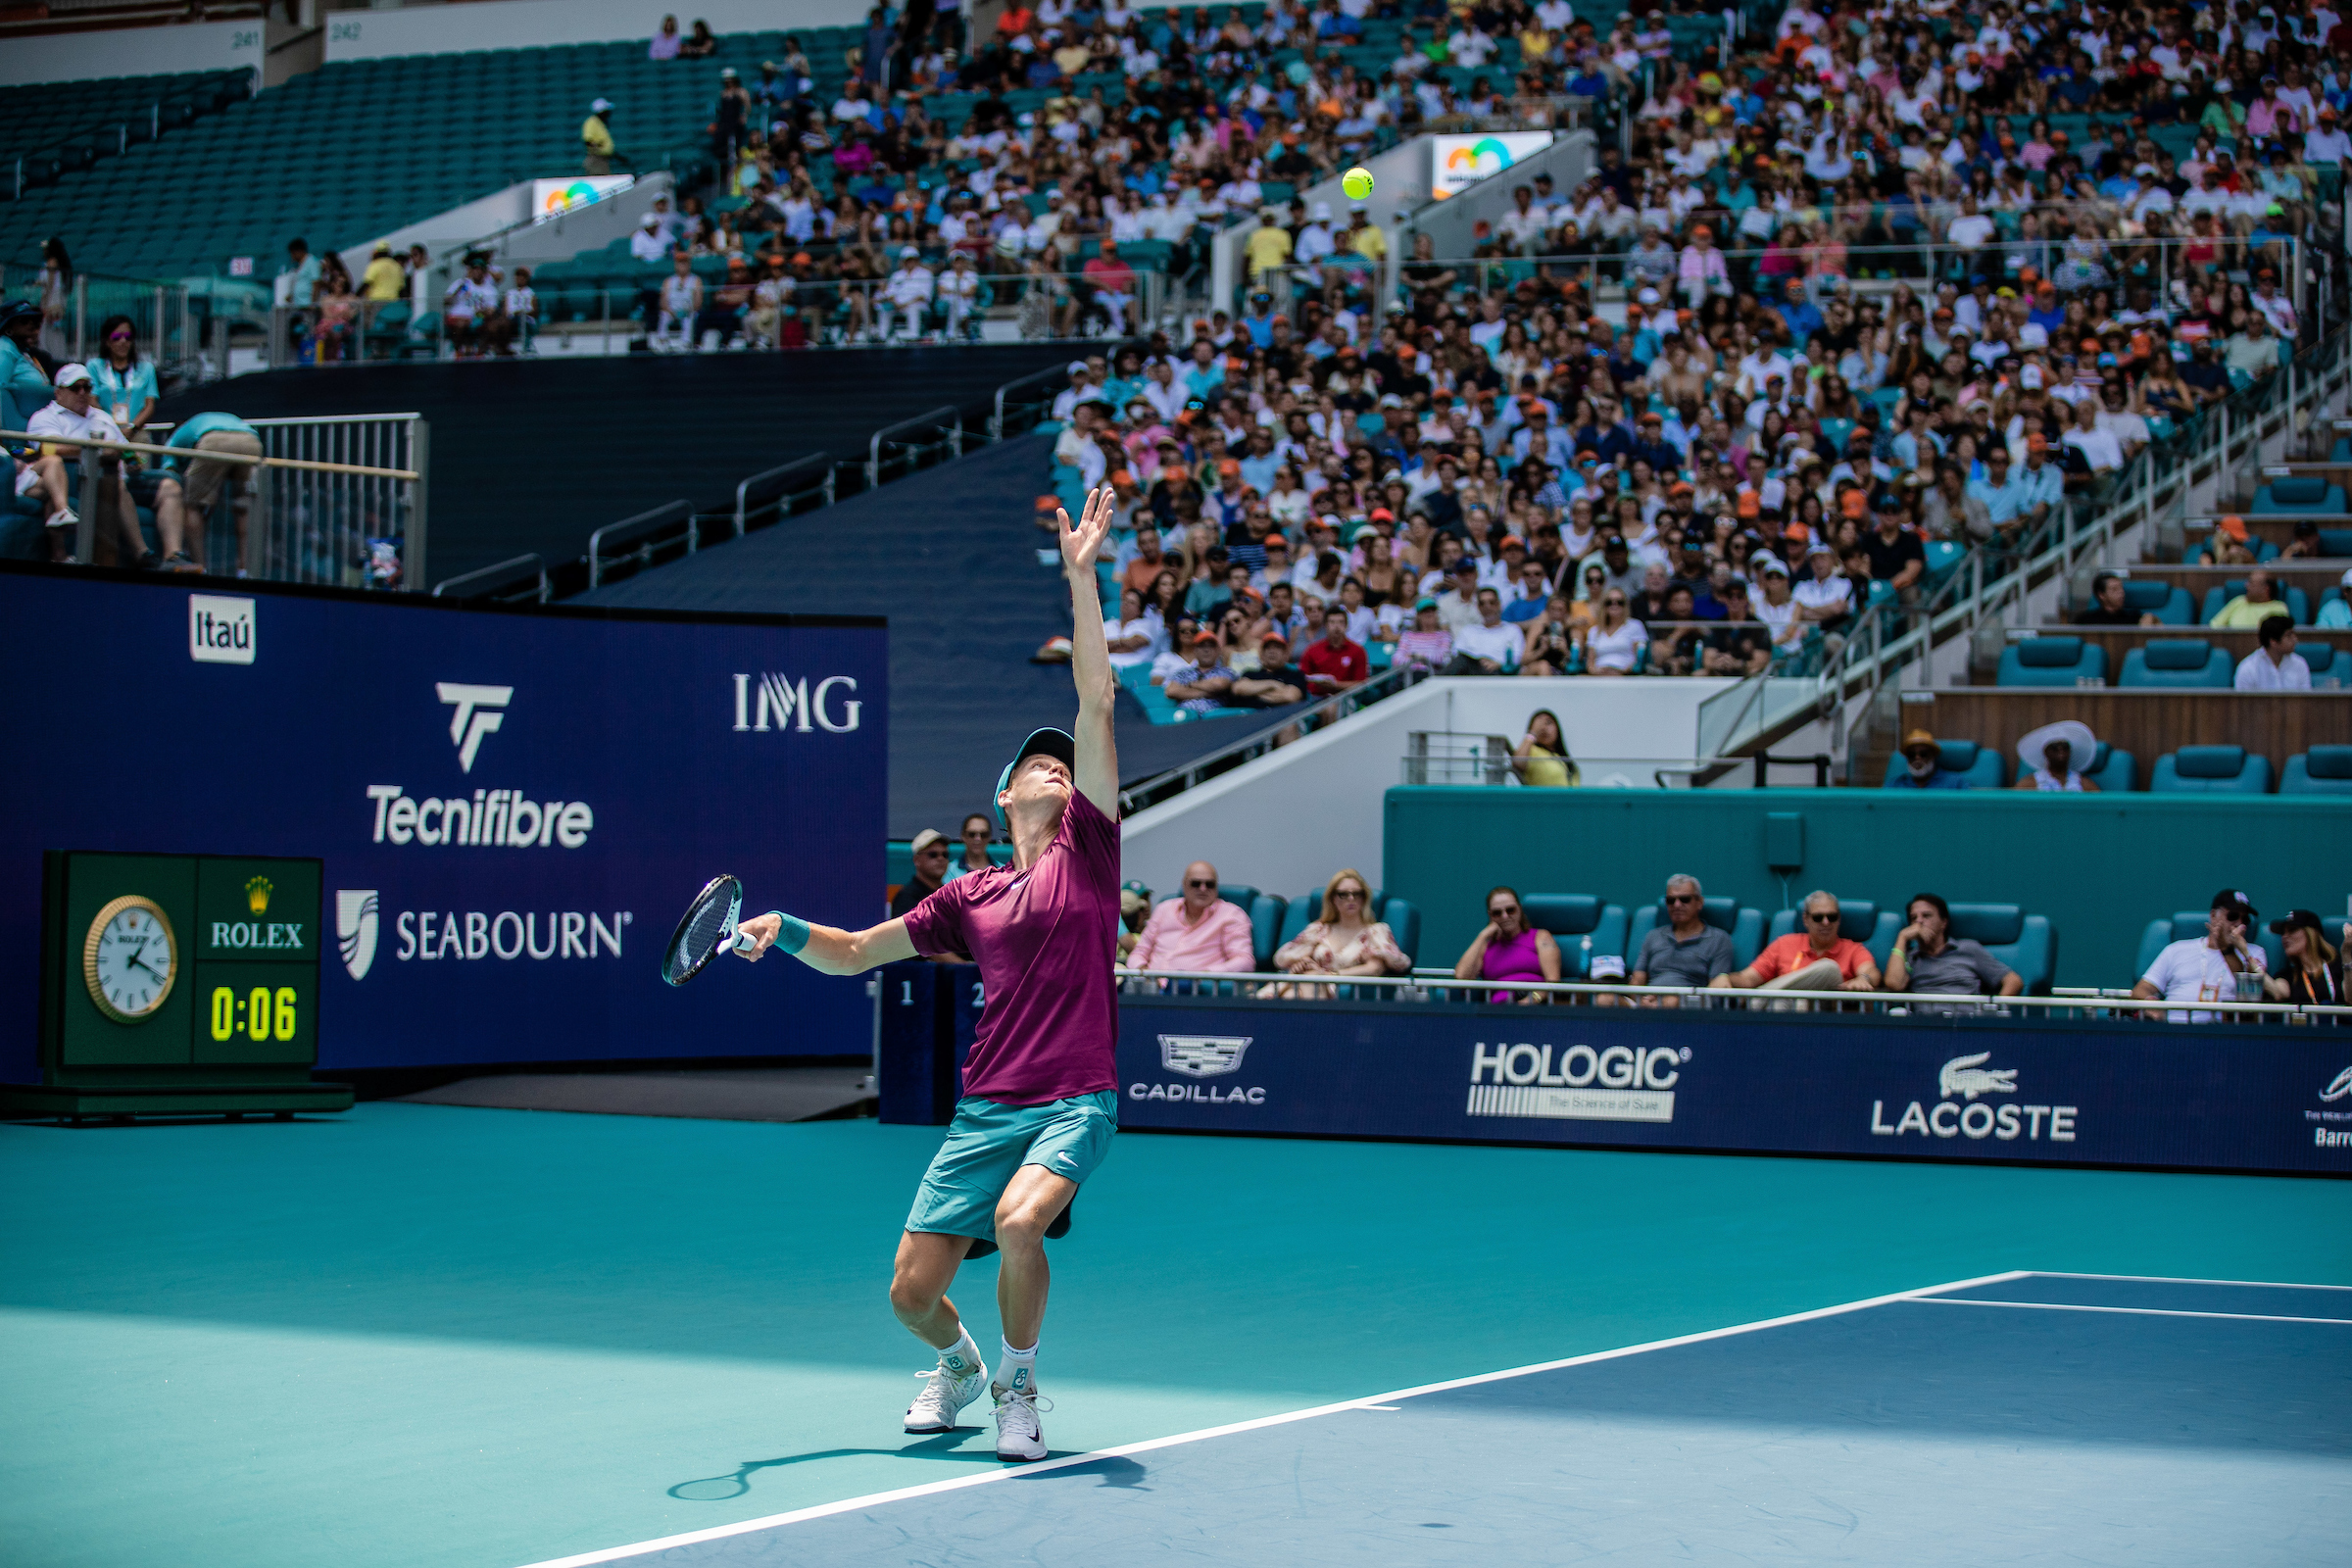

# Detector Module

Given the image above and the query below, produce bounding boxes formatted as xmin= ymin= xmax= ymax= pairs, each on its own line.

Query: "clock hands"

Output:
xmin=123 ymin=946 xmax=163 ymax=979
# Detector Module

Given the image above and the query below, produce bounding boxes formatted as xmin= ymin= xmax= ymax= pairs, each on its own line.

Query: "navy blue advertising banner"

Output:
xmin=0 ymin=566 xmax=886 ymax=1074
xmin=1116 ymin=999 xmax=2352 ymax=1177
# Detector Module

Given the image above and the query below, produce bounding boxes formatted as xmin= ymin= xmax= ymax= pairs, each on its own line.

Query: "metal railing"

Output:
xmin=0 ymin=259 xmax=198 ymax=384
xmin=1118 ymin=663 xmax=1428 ymax=816
xmin=992 ymin=363 xmax=1073 ymax=440
xmin=220 ymin=412 xmax=428 ymax=588
xmin=432 ymin=553 xmax=548 ymax=605
xmin=587 ymin=500 xmax=696 ymax=590
xmin=733 ymin=453 xmax=835 ymax=537
xmin=1116 ymin=967 xmax=2352 ymax=1024
xmin=867 ymin=405 xmax=961 ymax=488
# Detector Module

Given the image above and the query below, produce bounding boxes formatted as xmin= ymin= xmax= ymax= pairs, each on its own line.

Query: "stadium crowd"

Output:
xmin=1019 ymin=0 xmax=2344 ymax=686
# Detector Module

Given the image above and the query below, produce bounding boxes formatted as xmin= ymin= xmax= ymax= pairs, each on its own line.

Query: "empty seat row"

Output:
xmin=1999 ymin=634 xmax=2344 ymax=687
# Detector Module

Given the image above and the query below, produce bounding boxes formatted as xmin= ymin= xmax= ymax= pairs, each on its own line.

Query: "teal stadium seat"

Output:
xmin=2149 ymin=745 xmax=2273 ymax=793
xmin=2252 ymin=475 xmax=2348 ymax=515
xmin=1997 ymin=635 xmax=2106 ymax=686
xmin=2321 ymin=531 xmax=2352 ymax=557
xmin=2080 ymin=740 xmax=2138 ymax=792
xmin=2116 ymin=578 xmax=2194 ymax=623
xmin=2298 ymin=642 xmax=2340 ymax=681
xmin=1942 ymin=904 xmax=2058 ymax=994
xmin=1880 ymin=736 xmax=2006 ymax=788
xmin=2280 ymin=746 xmax=2352 ymax=795
xmin=1626 ymin=898 xmax=1765 ymax=970
xmin=1518 ymin=895 xmax=1629 ymax=977
xmin=2119 ymin=639 xmax=2231 ymax=687
xmin=2133 ymin=912 xmax=2285 ymax=979
xmin=2197 ymin=582 xmax=2309 ymax=624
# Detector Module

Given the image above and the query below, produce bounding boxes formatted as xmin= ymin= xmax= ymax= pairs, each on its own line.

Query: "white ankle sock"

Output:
xmin=997 ymin=1337 xmax=1038 ymax=1395
xmin=939 ymin=1326 xmax=983 ymax=1379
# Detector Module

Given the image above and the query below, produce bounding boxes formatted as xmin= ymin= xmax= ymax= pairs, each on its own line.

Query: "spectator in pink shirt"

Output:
xmin=1126 ymin=861 xmax=1255 ymax=973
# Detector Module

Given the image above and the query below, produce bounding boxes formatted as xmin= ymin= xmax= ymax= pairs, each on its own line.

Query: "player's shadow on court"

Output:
xmin=668 ymin=1440 xmax=1150 ymax=1501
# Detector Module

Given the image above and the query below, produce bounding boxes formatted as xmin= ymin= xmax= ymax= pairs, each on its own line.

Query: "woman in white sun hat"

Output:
xmin=2012 ymin=718 xmax=2101 ymax=791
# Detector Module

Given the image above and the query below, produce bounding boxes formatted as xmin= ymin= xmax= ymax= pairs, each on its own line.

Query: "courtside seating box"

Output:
xmin=1879 ymin=737 xmax=2007 ymax=788
xmin=1518 ymin=896 xmax=1629 ymax=977
xmin=1625 ymin=899 xmax=1766 ymax=970
xmin=2132 ymin=914 xmax=2286 ymax=982
xmin=877 ymin=959 xmax=964 ymax=1125
xmin=2281 ymin=746 xmax=2352 ymax=795
xmin=2251 ymin=476 xmax=2347 ymax=515
xmin=2120 ymin=640 xmax=2232 ymax=687
xmin=2150 ymin=745 xmax=2273 ymax=793
xmin=1275 ymin=891 xmax=1420 ymax=966
xmin=1997 ymin=636 xmax=2106 ymax=686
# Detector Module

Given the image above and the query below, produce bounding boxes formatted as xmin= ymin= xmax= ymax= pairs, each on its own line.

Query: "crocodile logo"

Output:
xmin=1938 ymin=1052 xmax=2018 ymax=1102
xmin=2323 ymin=1066 xmax=2352 ymax=1104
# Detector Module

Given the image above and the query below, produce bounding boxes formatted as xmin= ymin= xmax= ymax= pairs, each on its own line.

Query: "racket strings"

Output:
xmin=662 ymin=874 xmax=743 ymax=984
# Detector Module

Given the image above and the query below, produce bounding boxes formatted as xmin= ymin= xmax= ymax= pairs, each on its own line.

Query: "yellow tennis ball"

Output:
xmin=1342 ymin=167 xmax=1374 ymax=201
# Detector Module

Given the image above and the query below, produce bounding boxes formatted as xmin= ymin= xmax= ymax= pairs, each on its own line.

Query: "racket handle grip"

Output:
xmin=731 ymin=925 xmax=760 ymax=955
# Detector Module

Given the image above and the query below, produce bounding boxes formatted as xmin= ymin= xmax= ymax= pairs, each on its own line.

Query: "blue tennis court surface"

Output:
xmin=534 ymin=1272 xmax=2352 ymax=1568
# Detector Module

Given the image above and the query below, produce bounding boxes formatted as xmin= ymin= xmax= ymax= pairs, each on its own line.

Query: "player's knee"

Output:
xmin=888 ymin=1270 xmax=941 ymax=1319
xmin=993 ymin=1196 xmax=1053 ymax=1249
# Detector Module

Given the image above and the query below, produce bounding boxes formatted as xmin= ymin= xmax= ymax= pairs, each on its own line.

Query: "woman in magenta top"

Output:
xmin=1453 ymin=885 xmax=1563 ymax=1004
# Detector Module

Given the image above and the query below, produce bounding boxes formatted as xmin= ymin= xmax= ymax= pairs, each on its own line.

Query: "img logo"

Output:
xmin=730 ymin=673 xmax=863 ymax=733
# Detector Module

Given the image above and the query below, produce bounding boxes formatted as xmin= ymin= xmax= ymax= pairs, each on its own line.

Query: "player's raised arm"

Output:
xmin=1059 ymin=485 xmax=1120 ymax=819
xmin=734 ymin=911 xmax=915 ymax=973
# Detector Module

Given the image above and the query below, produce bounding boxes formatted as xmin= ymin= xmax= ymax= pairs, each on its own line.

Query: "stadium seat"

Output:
xmin=2081 ymin=741 xmax=2138 ymax=793
xmin=1249 ymin=894 xmax=1289 ymax=970
xmin=1996 ymin=636 xmax=2106 ymax=686
xmin=2252 ymin=476 xmax=2347 ymax=515
xmin=2280 ymin=746 xmax=2352 ymax=795
xmin=2319 ymin=530 xmax=2352 ymax=558
xmin=1626 ymin=899 xmax=1765 ymax=969
xmin=2117 ymin=579 xmax=2193 ymax=623
xmin=1518 ymin=895 xmax=1629 ymax=978
xmin=1216 ymin=883 xmax=1258 ymax=914
xmin=1880 ymin=737 xmax=2006 ymax=788
xmin=2132 ymin=912 xmax=2286 ymax=980
xmin=2197 ymin=582 xmax=2309 ymax=624
xmin=2118 ymin=639 xmax=2231 ymax=687
xmin=2149 ymin=746 xmax=2273 ymax=793
xmin=1941 ymin=904 xmax=2059 ymax=994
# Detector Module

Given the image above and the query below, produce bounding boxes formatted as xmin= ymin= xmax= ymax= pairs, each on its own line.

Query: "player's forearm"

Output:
xmin=1064 ymin=564 xmax=1115 ymax=708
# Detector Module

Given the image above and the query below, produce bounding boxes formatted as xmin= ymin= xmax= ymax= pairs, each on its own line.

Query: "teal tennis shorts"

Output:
xmin=906 ymin=1091 xmax=1117 ymax=1243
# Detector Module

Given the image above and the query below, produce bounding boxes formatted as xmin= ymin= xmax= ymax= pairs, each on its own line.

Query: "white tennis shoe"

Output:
xmin=993 ymin=1384 xmax=1050 ymax=1462
xmin=904 ymin=1361 xmax=989 ymax=1434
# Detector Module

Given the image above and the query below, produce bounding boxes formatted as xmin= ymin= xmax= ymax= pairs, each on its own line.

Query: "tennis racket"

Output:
xmin=661 ymin=873 xmax=762 ymax=986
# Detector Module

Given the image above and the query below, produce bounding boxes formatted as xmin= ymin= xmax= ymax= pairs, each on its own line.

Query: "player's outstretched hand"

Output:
xmin=1058 ymin=484 xmax=1114 ymax=574
xmin=733 ymin=911 xmax=780 ymax=961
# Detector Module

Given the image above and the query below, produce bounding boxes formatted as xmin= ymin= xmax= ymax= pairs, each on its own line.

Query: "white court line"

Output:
xmin=511 ymin=1269 xmax=2031 ymax=1568
xmin=2018 ymin=1270 xmax=2352 ymax=1294
xmin=1908 ymin=1297 xmax=2352 ymax=1327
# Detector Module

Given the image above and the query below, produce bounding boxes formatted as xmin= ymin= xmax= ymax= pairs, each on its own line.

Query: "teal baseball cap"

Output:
xmin=994 ymin=726 xmax=1077 ymax=826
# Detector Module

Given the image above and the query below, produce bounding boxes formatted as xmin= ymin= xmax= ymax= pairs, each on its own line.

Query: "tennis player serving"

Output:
xmin=734 ymin=485 xmax=1122 ymax=1463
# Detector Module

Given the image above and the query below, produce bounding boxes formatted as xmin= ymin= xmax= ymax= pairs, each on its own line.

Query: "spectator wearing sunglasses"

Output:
xmin=945 ymin=813 xmax=998 ymax=881
xmin=86 ymin=316 xmax=157 ymax=438
xmin=1582 ymin=587 xmax=1649 ymax=675
xmin=891 ymin=829 xmax=954 ymax=918
xmin=1453 ymin=886 xmax=1561 ymax=1005
xmin=1625 ymin=874 xmax=1737 ymax=1004
xmin=1126 ymin=861 xmax=1254 ymax=973
xmin=1714 ymin=890 xmax=1881 ymax=995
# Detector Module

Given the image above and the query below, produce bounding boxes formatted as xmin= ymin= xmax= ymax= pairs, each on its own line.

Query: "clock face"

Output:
xmin=83 ymin=896 xmax=178 ymax=1023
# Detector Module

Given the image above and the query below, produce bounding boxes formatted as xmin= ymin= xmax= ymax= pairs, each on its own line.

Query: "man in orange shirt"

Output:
xmin=1712 ymin=890 xmax=1881 ymax=995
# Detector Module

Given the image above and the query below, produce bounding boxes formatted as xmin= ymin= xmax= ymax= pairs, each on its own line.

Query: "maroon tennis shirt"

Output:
xmin=901 ymin=789 xmax=1121 ymax=1105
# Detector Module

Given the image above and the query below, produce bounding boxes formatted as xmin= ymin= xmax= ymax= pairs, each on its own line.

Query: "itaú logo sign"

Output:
xmin=731 ymin=672 xmax=862 ymax=732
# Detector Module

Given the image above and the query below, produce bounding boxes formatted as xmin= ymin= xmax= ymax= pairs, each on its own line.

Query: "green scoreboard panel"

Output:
xmin=7 ymin=851 xmax=352 ymax=1121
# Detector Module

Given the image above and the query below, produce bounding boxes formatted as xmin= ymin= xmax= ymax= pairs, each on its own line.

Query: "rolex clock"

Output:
xmin=83 ymin=894 xmax=178 ymax=1023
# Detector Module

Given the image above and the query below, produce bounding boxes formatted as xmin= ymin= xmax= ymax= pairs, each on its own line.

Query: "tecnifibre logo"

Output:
xmin=362 ymin=681 xmax=594 ymax=849
xmin=438 ymin=682 xmax=512 ymax=773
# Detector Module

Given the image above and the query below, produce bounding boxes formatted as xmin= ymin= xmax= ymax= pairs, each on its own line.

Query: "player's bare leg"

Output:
xmin=989 ymin=1163 xmax=1075 ymax=1460
xmin=893 ymin=1231 xmax=991 ymax=1433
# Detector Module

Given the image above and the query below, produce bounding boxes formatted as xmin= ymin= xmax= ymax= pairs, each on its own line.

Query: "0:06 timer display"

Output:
xmin=210 ymin=985 xmax=298 ymax=1043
